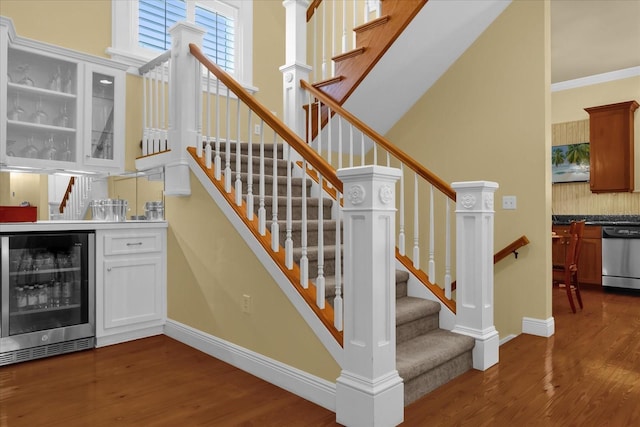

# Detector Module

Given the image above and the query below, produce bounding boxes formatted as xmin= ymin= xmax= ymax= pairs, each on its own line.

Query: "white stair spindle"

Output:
xmin=360 ymin=130 xmax=365 ymax=166
xmin=373 ymin=141 xmax=377 ymax=165
xmin=321 ymin=1 xmax=326 ymax=80
xmin=313 ymin=11 xmax=317 ymax=82
xmin=285 ymin=141 xmax=293 ymax=269
xmin=316 ymin=173 xmax=325 ymax=309
xmin=413 ymin=172 xmax=420 ymax=269
xmin=386 ymin=151 xmax=390 ymax=167
xmin=142 ymin=73 xmax=148 ymax=156
xmin=341 ymin=0 xmax=347 ymax=53
xmin=349 ymin=123 xmax=353 ymax=168
xmin=338 ymin=116 xmax=343 ymax=169
xmin=429 ymin=184 xmax=435 ymax=281
xmin=154 ymin=65 xmax=160 ymax=153
xmin=235 ymin=99 xmax=242 ymax=206
xmin=445 ymin=198 xmax=452 ymax=299
xmin=247 ymin=111 xmax=254 ymax=221
xmin=352 ymin=0 xmax=356 ymax=50
xmin=334 ymin=189 xmax=343 ymax=331
xmin=258 ymin=120 xmax=266 ymax=235
xmin=399 ymin=163 xmax=405 ymax=256
xmin=194 ymin=64 xmax=202 ymax=156
xmin=300 ymin=158 xmax=309 ymax=288
xmin=214 ymin=78 xmax=221 ymax=180
xmin=225 ymin=90 xmax=232 ymax=193
xmin=331 ymin=0 xmax=336 ymax=77
xmin=317 ymin=101 xmax=322 ymax=157
xmin=205 ymin=140 xmax=212 ymax=169
xmin=160 ymin=60 xmax=166 ymax=150
xmin=199 ymin=70 xmax=209 ymax=158
xmin=271 ymin=132 xmax=280 ymax=252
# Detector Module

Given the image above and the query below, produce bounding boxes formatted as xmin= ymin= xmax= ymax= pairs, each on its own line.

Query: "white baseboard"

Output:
xmin=164 ymin=319 xmax=337 ymax=412
xmin=499 ymin=334 xmax=517 ymax=345
xmin=96 ymin=325 xmax=164 ymax=348
xmin=522 ymin=317 xmax=555 ymax=337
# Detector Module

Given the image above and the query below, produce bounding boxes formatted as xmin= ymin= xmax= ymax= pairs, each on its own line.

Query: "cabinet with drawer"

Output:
xmin=95 ymin=227 xmax=166 ymax=347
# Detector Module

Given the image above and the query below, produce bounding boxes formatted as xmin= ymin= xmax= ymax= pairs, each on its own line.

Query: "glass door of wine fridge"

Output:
xmin=1 ymin=232 xmax=95 ymax=366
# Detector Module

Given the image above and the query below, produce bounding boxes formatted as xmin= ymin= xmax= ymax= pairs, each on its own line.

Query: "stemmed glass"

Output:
xmin=7 ymin=93 xmax=25 ymax=121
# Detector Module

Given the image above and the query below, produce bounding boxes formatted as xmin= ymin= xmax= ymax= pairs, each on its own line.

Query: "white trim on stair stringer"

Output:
xmin=164 ymin=319 xmax=337 ymax=412
xmin=522 ymin=316 xmax=555 ymax=338
xmin=187 ymin=154 xmax=344 ymax=365
xmin=398 ymin=260 xmax=456 ymax=331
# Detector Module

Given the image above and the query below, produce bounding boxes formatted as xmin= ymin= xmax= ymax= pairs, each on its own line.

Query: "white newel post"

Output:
xmin=336 ymin=166 xmax=404 ymax=427
xmin=280 ymin=0 xmax=312 ymax=140
xmin=451 ymin=181 xmax=499 ymax=371
xmin=164 ymin=22 xmax=205 ymax=196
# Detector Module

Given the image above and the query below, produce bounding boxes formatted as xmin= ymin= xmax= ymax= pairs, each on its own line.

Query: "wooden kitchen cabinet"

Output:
xmin=95 ymin=227 xmax=166 ymax=347
xmin=552 ymin=225 xmax=602 ymax=286
xmin=584 ymin=100 xmax=639 ymax=193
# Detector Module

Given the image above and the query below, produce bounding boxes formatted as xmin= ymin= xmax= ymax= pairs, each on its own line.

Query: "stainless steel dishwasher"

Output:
xmin=602 ymin=225 xmax=640 ymax=290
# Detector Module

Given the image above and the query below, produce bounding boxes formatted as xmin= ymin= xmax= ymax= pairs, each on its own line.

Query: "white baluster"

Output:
xmin=235 ymin=100 xmax=242 ymax=206
xmin=300 ymin=158 xmax=309 ymax=288
xmin=386 ymin=151 xmax=390 ymax=167
xmin=373 ymin=141 xmax=377 ymax=165
xmin=399 ymin=163 xmax=405 ymax=256
xmin=313 ymin=10 xmax=317 ymax=82
xmin=205 ymin=140 xmax=212 ymax=169
xmin=247 ymin=111 xmax=254 ymax=221
xmin=194 ymin=64 xmax=202 ymax=156
xmin=429 ymin=184 xmax=435 ymax=281
xmin=258 ymin=120 xmax=266 ymax=235
xmin=321 ymin=0 xmax=326 ymax=80
xmin=271 ymin=132 xmax=280 ymax=252
xmin=316 ymin=173 xmax=325 ymax=309
xmin=214 ymin=78 xmax=221 ymax=180
xmin=154 ymin=65 xmax=160 ymax=153
xmin=160 ymin=60 xmax=166 ymax=150
xmin=225 ymin=90 xmax=232 ymax=193
xmin=360 ymin=130 xmax=365 ymax=166
xmin=165 ymin=56 xmax=171 ymax=150
xmin=285 ymin=142 xmax=293 ymax=269
xmin=338 ymin=116 xmax=343 ymax=169
xmin=199 ymin=70 xmax=209 ymax=158
xmin=352 ymin=0 xmax=356 ymax=50
xmin=331 ymin=0 xmax=336 ymax=77
xmin=334 ymin=189 xmax=343 ymax=331
xmin=413 ymin=172 xmax=420 ymax=269
xmin=142 ymin=73 xmax=148 ymax=156
xmin=341 ymin=0 xmax=347 ymax=53
xmin=445 ymin=198 xmax=452 ymax=299
xmin=349 ymin=123 xmax=353 ymax=168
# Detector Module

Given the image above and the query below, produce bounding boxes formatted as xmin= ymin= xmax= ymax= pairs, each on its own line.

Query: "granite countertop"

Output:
xmin=552 ymin=215 xmax=640 ymax=227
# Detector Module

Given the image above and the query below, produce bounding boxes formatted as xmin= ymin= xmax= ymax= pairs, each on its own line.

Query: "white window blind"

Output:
xmin=138 ymin=0 xmax=235 ymax=73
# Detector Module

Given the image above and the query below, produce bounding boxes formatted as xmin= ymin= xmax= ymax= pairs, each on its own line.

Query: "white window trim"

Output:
xmin=108 ymin=0 xmax=253 ymax=88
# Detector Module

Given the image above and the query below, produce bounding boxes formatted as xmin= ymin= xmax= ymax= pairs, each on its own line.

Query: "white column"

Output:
xmin=336 ymin=165 xmax=403 ymax=427
xmin=165 ymin=21 xmax=205 ymax=196
xmin=451 ymin=181 xmax=499 ymax=371
xmin=280 ymin=0 xmax=312 ymax=140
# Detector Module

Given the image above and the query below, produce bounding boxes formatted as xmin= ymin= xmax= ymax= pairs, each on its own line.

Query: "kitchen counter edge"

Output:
xmin=0 ymin=221 xmax=168 ymax=233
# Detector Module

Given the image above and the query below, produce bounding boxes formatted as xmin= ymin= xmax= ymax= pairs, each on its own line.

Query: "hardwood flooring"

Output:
xmin=1 ymin=286 xmax=639 ymax=426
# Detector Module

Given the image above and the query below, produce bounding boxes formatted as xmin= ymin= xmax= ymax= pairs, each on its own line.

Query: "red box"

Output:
xmin=0 ymin=206 xmax=38 ymax=222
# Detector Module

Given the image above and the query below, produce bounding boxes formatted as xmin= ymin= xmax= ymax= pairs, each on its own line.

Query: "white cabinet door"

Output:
xmin=102 ymin=256 xmax=163 ymax=329
xmin=82 ymin=63 xmax=124 ymax=172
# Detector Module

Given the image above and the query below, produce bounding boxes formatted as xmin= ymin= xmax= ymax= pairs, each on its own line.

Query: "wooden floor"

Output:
xmin=2 ymin=285 xmax=639 ymax=426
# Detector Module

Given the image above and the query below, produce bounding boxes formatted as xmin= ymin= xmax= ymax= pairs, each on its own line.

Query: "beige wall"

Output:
xmin=386 ymin=0 xmax=552 ymax=337
xmin=1 ymin=1 xmax=340 ymax=381
xmin=551 ymin=76 xmax=640 ymax=214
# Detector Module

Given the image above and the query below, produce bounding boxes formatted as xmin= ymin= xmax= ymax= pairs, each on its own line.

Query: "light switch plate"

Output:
xmin=502 ymin=195 xmax=517 ymax=210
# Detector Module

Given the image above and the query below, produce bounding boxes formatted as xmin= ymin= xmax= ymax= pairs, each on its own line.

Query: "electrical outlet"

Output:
xmin=254 ymin=124 xmax=261 ymax=135
xmin=502 ymin=195 xmax=517 ymax=210
xmin=242 ymin=294 xmax=252 ymax=313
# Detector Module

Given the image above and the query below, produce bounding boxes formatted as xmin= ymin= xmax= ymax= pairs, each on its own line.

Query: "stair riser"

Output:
xmin=247 ymin=197 xmax=333 ymax=221
xmin=277 ymin=227 xmax=340 ymax=248
xmin=203 ymin=142 xmax=284 ymax=158
xmin=396 ymin=314 xmax=440 ymax=345
xmin=403 ymin=351 xmax=473 ymax=406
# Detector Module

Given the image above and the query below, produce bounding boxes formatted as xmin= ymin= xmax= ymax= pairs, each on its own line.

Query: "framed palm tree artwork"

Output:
xmin=552 ymin=142 xmax=590 ymax=183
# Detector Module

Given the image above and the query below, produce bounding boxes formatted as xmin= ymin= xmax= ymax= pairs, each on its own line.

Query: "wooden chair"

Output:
xmin=553 ymin=221 xmax=585 ymax=313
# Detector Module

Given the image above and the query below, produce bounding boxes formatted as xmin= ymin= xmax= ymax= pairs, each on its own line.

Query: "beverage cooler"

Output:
xmin=1 ymin=232 xmax=95 ymax=366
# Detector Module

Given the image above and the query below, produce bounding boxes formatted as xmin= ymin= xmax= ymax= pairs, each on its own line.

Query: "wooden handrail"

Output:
xmin=451 ymin=235 xmax=530 ymax=292
xmin=494 ymin=235 xmax=530 ymax=264
xmin=300 ymin=79 xmax=456 ymax=201
xmin=307 ymin=0 xmax=323 ymax=22
xmin=189 ymin=44 xmax=343 ymax=193
xmin=59 ymin=177 xmax=75 ymax=214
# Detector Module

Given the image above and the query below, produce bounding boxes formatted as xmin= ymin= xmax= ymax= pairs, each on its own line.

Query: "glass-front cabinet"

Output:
xmin=83 ymin=65 xmax=124 ymax=169
xmin=0 ymin=17 xmax=126 ymax=174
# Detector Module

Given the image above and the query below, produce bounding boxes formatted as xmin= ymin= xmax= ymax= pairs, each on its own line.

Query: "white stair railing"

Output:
xmin=301 ymin=81 xmax=457 ymax=304
xmin=139 ymin=50 xmax=171 ymax=157
xmin=190 ymin=44 xmax=345 ymax=333
xmin=59 ymin=176 xmax=93 ymax=220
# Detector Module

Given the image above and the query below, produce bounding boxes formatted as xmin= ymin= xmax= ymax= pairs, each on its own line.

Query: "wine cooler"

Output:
xmin=0 ymin=231 xmax=95 ymax=366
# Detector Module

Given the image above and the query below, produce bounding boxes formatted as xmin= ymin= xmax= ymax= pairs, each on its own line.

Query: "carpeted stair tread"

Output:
xmin=292 ymin=244 xmax=342 ymax=261
xmin=396 ymin=329 xmax=475 ymax=382
xmin=395 ymin=296 xmax=440 ymax=326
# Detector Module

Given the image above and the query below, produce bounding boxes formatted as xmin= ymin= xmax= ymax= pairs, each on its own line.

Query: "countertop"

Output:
xmin=0 ymin=220 xmax=168 ymax=233
xmin=552 ymin=215 xmax=640 ymax=227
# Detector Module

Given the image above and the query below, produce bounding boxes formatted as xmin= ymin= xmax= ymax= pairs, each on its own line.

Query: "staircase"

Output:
xmin=212 ymin=141 xmax=475 ymax=405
